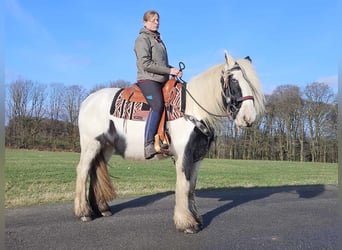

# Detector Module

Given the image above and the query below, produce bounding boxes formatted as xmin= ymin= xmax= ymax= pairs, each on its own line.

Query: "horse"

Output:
xmin=74 ymin=51 xmax=265 ymax=233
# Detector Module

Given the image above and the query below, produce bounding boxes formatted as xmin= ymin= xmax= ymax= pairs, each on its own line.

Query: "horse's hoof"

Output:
xmin=101 ymin=211 xmax=112 ymax=217
xmin=179 ymin=224 xmax=202 ymax=234
xmin=80 ymin=216 xmax=92 ymax=222
xmin=183 ymin=228 xmax=197 ymax=234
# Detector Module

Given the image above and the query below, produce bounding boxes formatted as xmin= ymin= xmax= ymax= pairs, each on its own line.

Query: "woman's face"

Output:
xmin=144 ymin=14 xmax=159 ymax=31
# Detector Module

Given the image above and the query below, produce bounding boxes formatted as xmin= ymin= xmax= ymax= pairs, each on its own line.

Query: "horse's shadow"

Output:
xmin=196 ymin=184 xmax=327 ymax=228
xmin=107 ymin=185 xmax=327 ymax=229
xmin=109 ymin=191 xmax=174 ymax=215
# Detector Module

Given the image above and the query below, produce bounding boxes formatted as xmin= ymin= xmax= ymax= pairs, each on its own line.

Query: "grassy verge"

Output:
xmin=5 ymin=149 xmax=337 ymax=208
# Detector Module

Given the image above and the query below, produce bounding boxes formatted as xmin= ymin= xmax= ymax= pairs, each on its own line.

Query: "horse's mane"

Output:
xmin=186 ymin=63 xmax=228 ymax=128
xmin=236 ymin=58 xmax=265 ymax=115
xmin=186 ymin=57 xmax=265 ymax=128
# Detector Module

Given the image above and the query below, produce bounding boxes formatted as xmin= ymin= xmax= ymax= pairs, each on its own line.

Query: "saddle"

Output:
xmin=110 ymin=78 xmax=186 ymax=150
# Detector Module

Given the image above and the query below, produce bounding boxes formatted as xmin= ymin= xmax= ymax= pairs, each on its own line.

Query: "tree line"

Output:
xmin=5 ymin=79 xmax=337 ymax=162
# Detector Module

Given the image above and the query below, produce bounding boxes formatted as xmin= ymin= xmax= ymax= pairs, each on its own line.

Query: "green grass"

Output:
xmin=5 ymin=149 xmax=337 ymax=208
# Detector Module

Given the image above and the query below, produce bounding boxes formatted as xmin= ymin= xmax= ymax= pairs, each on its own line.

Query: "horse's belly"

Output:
xmin=111 ymin=118 xmax=145 ymax=159
xmin=111 ymin=117 xmax=195 ymax=161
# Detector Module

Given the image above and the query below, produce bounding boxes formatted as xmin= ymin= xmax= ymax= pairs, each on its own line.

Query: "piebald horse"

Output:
xmin=74 ymin=51 xmax=265 ymax=233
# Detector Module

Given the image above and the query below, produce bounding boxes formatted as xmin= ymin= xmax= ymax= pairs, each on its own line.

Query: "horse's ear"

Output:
xmin=224 ymin=50 xmax=235 ymax=67
xmin=244 ymin=56 xmax=252 ymax=62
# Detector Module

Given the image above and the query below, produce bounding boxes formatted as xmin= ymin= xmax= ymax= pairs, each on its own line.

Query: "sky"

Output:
xmin=4 ymin=0 xmax=339 ymax=94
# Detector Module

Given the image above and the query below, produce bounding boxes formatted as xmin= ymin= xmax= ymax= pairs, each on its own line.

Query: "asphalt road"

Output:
xmin=5 ymin=185 xmax=339 ymax=250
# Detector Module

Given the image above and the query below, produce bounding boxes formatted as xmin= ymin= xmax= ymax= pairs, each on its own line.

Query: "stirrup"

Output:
xmin=154 ymin=135 xmax=171 ymax=156
xmin=154 ymin=135 xmax=169 ymax=152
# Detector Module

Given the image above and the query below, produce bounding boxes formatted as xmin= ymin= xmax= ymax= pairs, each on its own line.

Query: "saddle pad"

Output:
xmin=110 ymin=82 xmax=186 ymax=121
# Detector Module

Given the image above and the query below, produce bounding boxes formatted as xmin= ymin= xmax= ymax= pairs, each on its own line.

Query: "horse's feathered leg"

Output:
xmin=74 ymin=140 xmax=101 ymax=221
xmin=188 ymin=161 xmax=203 ymax=226
xmin=88 ymin=150 xmax=116 ymax=217
xmin=174 ymin=157 xmax=202 ymax=234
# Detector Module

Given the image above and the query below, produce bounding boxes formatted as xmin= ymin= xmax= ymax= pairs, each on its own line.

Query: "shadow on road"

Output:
xmin=107 ymin=184 xmax=328 ymax=229
xmin=196 ymin=184 xmax=327 ymax=229
xmin=110 ymin=191 xmax=174 ymax=214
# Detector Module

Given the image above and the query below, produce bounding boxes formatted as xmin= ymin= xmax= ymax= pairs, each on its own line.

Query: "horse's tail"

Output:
xmin=88 ymin=153 xmax=116 ymax=212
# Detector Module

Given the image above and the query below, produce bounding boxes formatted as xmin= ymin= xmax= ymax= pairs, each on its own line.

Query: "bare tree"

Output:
xmin=63 ymin=84 xmax=87 ymax=150
xmin=89 ymin=80 xmax=131 ymax=94
xmin=28 ymin=82 xmax=47 ymax=145
xmin=268 ymin=85 xmax=303 ymax=161
xmin=304 ymin=82 xmax=334 ymax=162
xmin=48 ymin=83 xmax=65 ymax=149
xmin=4 ymin=76 xmax=338 ymax=162
xmin=259 ymin=94 xmax=275 ymax=160
xmin=109 ymin=80 xmax=131 ymax=88
xmin=48 ymin=83 xmax=65 ymax=121
xmin=6 ymin=79 xmax=33 ymax=147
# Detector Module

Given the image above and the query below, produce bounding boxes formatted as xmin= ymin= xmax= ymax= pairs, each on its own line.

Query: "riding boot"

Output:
xmin=144 ymin=110 xmax=161 ymax=159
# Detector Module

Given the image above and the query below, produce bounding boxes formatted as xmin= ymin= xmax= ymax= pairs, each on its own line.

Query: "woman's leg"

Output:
xmin=137 ymin=81 xmax=164 ymax=158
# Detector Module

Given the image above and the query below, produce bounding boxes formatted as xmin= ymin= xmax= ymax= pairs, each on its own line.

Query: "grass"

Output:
xmin=5 ymin=149 xmax=338 ymax=208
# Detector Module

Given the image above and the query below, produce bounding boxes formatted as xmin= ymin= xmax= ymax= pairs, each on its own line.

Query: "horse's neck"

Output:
xmin=185 ymin=64 xmax=224 ymax=121
xmin=187 ymin=64 xmax=222 ymax=97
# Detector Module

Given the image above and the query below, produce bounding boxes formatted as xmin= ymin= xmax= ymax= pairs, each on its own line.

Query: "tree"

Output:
xmin=63 ymin=84 xmax=87 ymax=151
xmin=89 ymin=80 xmax=131 ymax=93
xmin=259 ymin=94 xmax=275 ymax=160
xmin=4 ymin=77 xmax=337 ymax=162
xmin=6 ymin=79 xmax=33 ymax=147
xmin=48 ymin=83 xmax=65 ymax=149
xmin=268 ymin=85 xmax=303 ymax=161
xmin=28 ymin=82 xmax=47 ymax=146
xmin=109 ymin=80 xmax=131 ymax=88
xmin=304 ymin=82 xmax=335 ymax=162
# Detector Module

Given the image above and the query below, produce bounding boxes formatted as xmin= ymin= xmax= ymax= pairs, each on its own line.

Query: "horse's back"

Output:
xmin=79 ymin=88 xmax=121 ymax=138
xmin=80 ymin=88 xmax=120 ymax=115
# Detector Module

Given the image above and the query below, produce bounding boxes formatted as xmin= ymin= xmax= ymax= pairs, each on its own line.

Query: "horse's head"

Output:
xmin=221 ymin=51 xmax=265 ymax=127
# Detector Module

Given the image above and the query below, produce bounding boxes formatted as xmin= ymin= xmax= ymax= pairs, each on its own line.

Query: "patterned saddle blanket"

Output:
xmin=110 ymin=78 xmax=186 ymax=121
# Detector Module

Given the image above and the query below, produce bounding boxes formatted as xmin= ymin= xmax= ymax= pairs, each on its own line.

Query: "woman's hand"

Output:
xmin=170 ymin=68 xmax=183 ymax=77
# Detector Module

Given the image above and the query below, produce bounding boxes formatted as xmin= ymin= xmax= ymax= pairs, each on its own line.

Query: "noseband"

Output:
xmin=221 ymin=64 xmax=254 ymax=118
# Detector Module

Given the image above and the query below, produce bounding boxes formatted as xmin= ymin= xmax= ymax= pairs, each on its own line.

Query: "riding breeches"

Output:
xmin=136 ymin=80 xmax=165 ymax=113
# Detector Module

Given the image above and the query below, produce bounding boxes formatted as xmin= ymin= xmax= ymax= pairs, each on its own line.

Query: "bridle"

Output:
xmin=173 ymin=61 xmax=255 ymax=137
xmin=177 ymin=62 xmax=254 ymax=118
xmin=221 ymin=63 xmax=254 ymax=118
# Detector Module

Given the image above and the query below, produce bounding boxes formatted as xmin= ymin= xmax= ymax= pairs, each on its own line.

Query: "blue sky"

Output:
xmin=5 ymin=0 xmax=339 ymax=94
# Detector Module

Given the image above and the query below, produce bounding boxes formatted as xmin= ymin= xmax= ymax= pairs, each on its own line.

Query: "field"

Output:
xmin=5 ymin=149 xmax=338 ymax=208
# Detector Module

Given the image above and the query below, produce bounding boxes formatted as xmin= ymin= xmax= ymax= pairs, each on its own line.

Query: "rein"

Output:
xmin=176 ymin=62 xmax=254 ymax=118
xmin=176 ymin=62 xmax=230 ymax=118
xmin=183 ymin=86 xmax=231 ymax=118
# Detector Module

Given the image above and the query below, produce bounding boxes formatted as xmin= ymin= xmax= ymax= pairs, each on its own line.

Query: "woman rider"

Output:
xmin=134 ymin=10 xmax=182 ymax=159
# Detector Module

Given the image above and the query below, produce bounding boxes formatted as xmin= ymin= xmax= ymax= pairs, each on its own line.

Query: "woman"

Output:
xmin=134 ymin=10 xmax=182 ymax=159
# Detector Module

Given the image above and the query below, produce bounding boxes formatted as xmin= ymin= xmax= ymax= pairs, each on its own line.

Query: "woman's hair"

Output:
xmin=143 ymin=10 xmax=159 ymax=22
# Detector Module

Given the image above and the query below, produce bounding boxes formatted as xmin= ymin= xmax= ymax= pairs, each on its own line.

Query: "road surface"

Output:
xmin=6 ymin=185 xmax=338 ymax=249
